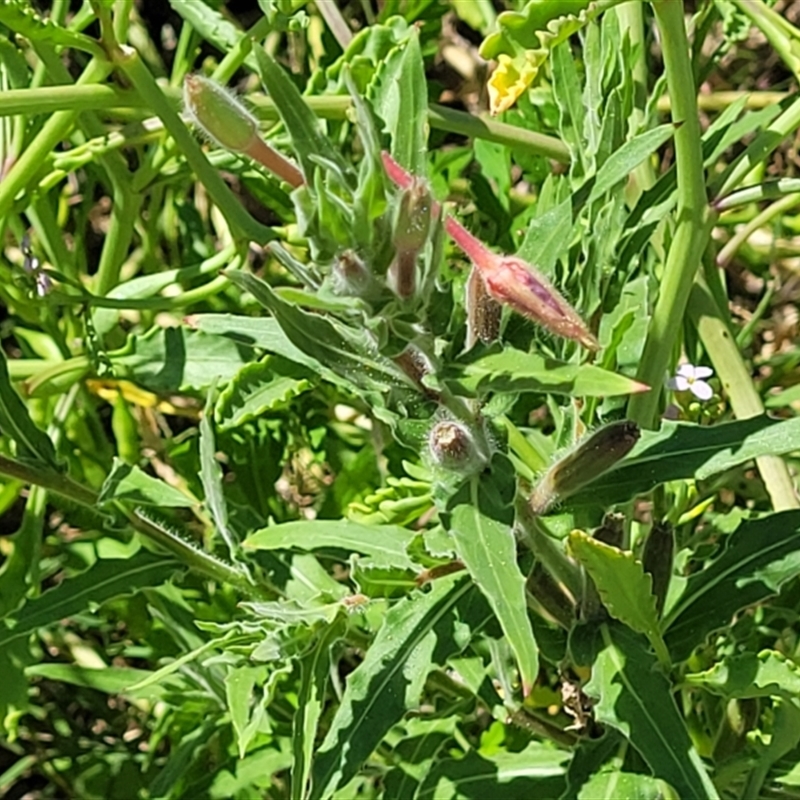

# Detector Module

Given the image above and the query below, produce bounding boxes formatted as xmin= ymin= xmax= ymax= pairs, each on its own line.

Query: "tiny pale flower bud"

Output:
xmin=332 ymin=250 xmax=372 ymax=296
xmin=429 ymin=420 xmax=486 ymax=475
xmin=183 ymin=73 xmax=259 ymax=153
xmin=529 ymin=421 xmax=640 ymax=514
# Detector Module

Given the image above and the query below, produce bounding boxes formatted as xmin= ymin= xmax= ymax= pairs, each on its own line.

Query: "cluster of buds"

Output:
xmin=529 ymin=421 xmax=640 ymax=515
xmin=381 ymin=151 xmax=598 ymax=350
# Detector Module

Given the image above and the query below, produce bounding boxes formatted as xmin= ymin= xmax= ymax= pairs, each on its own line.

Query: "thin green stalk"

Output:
xmin=717 ymin=192 xmax=800 ymax=268
xmin=111 ymin=44 xmax=276 ymax=245
xmin=687 ymin=277 xmax=798 ymax=511
xmin=657 ymin=90 xmax=791 ymax=113
xmin=0 ymin=58 xmax=112 ymax=219
xmin=628 ymin=1 xmax=710 ymax=429
xmin=731 ymin=0 xmax=800 ymax=81
xmin=715 ymin=178 xmax=800 ymax=211
xmin=0 ymin=453 xmax=263 ymax=595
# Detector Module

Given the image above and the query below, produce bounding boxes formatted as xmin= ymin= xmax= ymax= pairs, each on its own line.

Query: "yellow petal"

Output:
xmin=487 ymin=53 xmax=538 ymax=115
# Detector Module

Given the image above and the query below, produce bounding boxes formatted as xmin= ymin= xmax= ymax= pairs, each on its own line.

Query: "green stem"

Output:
xmin=0 ymin=58 xmax=112 ymax=219
xmin=686 ymin=278 xmax=798 ymax=511
xmin=628 ymin=1 xmax=710 ymax=429
xmin=715 ymin=178 xmax=800 ymax=211
xmin=0 ymin=453 xmax=262 ymax=595
xmin=716 ymin=192 xmax=800 ymax=268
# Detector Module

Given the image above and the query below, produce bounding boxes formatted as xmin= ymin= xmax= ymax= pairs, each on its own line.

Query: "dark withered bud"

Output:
xmin=593 ymin=512 xmax=625 ymax=549
xmin=529 ymin=421 xmax=640 ymax=515
xmin=332 ymin=250 xmax=372 ymax=296
xmin=429 ymin=420 xmax=486 ymax=475
xmin=642 ymin=521 xmax=674 ymax=616
xmin=394 ymin=346 xmax=439 ymax=400
xmin=466 ymin=265 xmax=501 ymax=347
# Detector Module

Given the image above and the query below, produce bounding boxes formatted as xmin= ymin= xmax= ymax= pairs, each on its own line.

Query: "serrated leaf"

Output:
xmin=684 ymin=649 xmax=800 ymax=700
xmin=215 ymin=357 xmax=311 ymax=430
xmin=568 ymin=531 xmax=668 ymax=665
xmin=308 ymin=576 xmax=477 ymax=800
xmin=0 ymin=348 xmax=59 ymax=468
xmin=112 ymin=325 xmax=252 ymax=392
xmin=0 ymin=552 xmax=182 ymax=647
xmin=451 ymin=347 xmax=649 ymax=398
xmin=663 ymin=510 xmax=800 ymax=662
xmin=99 ymin=458 xmax=195 ymax=508
xmin=567 ymin=415 xmax=800 ymax=508
xmin=446 ymin=456 xmax=539 ymax=694
xmin=585 ymin=624 xmax=719 ymax=800
xmin=226 ymin=664 xmax=268 ymax=758
xmin=0 ymin=1 xmax=102 ymax=56
xmin=244 ymin=519 xmax=417 ymax=570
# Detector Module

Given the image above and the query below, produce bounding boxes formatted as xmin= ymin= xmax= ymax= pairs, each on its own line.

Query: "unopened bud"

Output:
xmin=184 ymin=74 xmax=304 ymax=188
xmin=393 ymin=179 xmax=432 ymax=253
xmin=184 ymin=74 xmax=259 ymax=153
xmin=446 ymin=216 xmax=598 ymax=351
xmin=429 ymin=420 xmax=486 ymax=475
xmin=529 ymin=421 xmax=640 ymax=514
xmin=641 ymin=521 xmax=674 ymax=616
xmin=593 ymin=512 xmax=625 ymax=549
xmin=332 ymin=250 xmax=372 ymax=296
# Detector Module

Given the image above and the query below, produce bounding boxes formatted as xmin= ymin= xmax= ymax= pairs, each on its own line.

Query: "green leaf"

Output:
xmin=663 ymin=510 xmax=800 ymax=662
xmin=308 ymin=576 xmax=478 ymax=800
xmin=0 ymin=552 xmax=182 ymax=647
xmin=252 ymin=46 xmax=350 ymax=182
xmin=292 ymin=621 xmax=344 ymax=800
xmin=99 ymin=458 xmax=195 ymax=508
xmin=446 ymin=455 xmax=539 ymax=693
xmin=215 ymin=357 xmax=312 ymax=430
xmin=225 ymin=270 xmax=416 ymax=411
xmin=112 ymin=325 xmax=252 ymax=392
xmin=372 ymin=26 xmax=429 ymax=176
xmin=244 ymin=519 xmax=417 ymax=570
xmin=200 ymin=389 xmax=241 ymax=563
xmin=568 ymin=532 xmax=669 ymax=665
xmin=226 ymin=664 xmax=268 ymax=758
xmin=416 ymin=743 xmax=569 ymax=799
xmin=516 ymin=197 xmax=572 ymax=277
xmin=0 ymin=1 xmax=103 ymax=56
xmin=586 ymin=124 xmax=676 ymax=205
xmin=451 ymin=347 xmax=649 ymax=399
xmin=584 ymin=624 xmax=719 ymax=800
xmin=0 ymin=348 xmax=59 ymax=468
xmin=684 ymin=649 xmax=800 ymax=700
xmin=567 ymin=415 xmax=800 ymax=508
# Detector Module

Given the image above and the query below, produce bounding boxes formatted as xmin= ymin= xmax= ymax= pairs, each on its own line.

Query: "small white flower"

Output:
xmin=668 ymin=364 xmax=714 ymax=401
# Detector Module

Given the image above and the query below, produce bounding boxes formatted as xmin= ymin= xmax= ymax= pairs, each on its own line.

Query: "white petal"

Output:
xmin=676 ymin=364 xmax=696 ymax=379
xmin=668 ymin=376 xmax=689 ymax=391
xmin=691 ymin=380 xmax=713 ymax=401
xmin=693 ymin=366 xmax=713 ymax=379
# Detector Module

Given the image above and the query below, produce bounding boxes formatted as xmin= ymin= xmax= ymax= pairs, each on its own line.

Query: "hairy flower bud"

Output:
xmin=332 ymin=250 xmax=372 ymax=296
xmin=184 ymin=74 xmax=304 ymax=188
xmin=446 ymin=217 xmax=598 ymax=350
xmin=466 ymin=266 xmax=501 ymax=347
xmin=428 ymin=420 xmax=486 ymax=475
xmin=393 ymin=178 xmax=432 ymax=253
xmin=529 ymin=421 xmax=640 ymax=514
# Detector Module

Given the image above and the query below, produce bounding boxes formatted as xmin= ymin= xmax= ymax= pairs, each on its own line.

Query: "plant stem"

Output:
xmin=628 ymin=1 xmax=710 ymax=429
xmin=687 ymin=277 xmax=798 ymax=511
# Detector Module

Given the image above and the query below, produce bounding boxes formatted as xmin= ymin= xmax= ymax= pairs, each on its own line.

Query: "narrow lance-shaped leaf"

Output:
xmin=0 ymin=348 xmax=59 ymax=468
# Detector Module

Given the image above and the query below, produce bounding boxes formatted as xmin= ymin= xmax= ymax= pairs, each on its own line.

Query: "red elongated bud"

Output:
xmin=446 ymin=217 xmax=599 ymax=351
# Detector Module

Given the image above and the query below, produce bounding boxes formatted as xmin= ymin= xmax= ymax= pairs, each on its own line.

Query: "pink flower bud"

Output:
xmin=445 ymin=217 xmax=599 ymax=351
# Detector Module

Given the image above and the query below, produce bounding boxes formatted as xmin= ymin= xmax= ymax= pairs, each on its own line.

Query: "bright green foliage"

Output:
xmin=2 ymin=2 xmax=800 ymax=799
